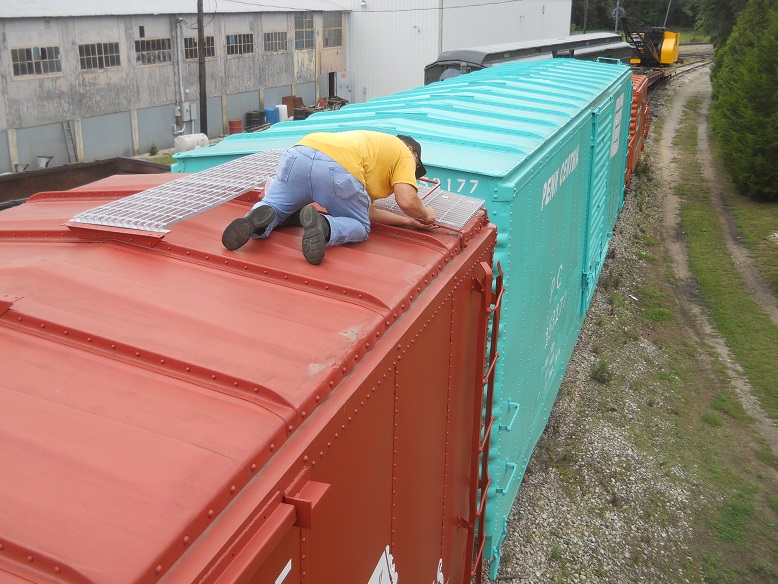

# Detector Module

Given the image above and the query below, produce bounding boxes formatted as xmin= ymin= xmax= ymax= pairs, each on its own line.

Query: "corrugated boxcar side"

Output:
xmin=626 ymin=74 xmax=650 ymax=186
xmin=0 ymin=175 xmax=497 ymax=583
xmin=475 ymin=67 xmax=632 ymax=567
xmin=171 ymin=59 xmax=635 ymax=575
xmin=582 ymin=72 xmax=632 ymax=311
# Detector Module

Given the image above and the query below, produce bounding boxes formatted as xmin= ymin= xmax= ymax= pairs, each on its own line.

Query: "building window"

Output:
xmin=263 ymin=31 xmax=287 ymax=53
xmin=294 ymin=12 xmax=314 ymax=50
xmin=11 ymin=46 xmax=62 ymax=76
xmin=184 ymin=36 xmax=215 ymax=59
xmin=226 ymin=33 xmax=254 ymax=56
xmin=323 ymin=13 xmax=342 ymax=48
xmin=135 ymin=38 xmax=171 ymax=65
xmin=79 ymin=42 xmax=121 ymax=70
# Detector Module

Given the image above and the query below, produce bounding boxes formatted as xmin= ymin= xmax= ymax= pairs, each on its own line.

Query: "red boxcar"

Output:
xmin=626 ymin=74 xmax=652 ymax=186
xmin=0 ymin=171 xmax=498 ymax=583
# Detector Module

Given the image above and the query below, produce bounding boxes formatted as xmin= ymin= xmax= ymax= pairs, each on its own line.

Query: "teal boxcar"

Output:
xmin=173 ymin=59 xmax=633 ymax=576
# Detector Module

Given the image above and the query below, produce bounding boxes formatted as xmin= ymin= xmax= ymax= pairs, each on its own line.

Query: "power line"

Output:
xmin=181 ymin=0 xmax=217 ymax=28
xmin=219 ymin=0 xmax=525 ymax=13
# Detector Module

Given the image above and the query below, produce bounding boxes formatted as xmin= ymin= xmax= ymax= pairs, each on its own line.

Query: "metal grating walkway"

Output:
xmin=374 ymin=183 xmax=485 ymax=230
xmin=69 ymin=150 xmax=285 ymax=233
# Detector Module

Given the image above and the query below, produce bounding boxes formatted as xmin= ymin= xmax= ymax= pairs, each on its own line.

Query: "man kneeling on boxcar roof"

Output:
xmin=221 ymin=130 xmax=436 ymax=265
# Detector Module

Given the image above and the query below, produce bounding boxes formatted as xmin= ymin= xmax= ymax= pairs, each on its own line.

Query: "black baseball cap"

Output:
xmin=397 ymin=134 xmax=427 ymax=179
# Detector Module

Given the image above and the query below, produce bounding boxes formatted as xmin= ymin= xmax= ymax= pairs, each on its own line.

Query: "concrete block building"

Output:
xmin=0 ymin=1 xmax=347 ymax=173
xmin=0 ymin=1 xmax=571 ymax=174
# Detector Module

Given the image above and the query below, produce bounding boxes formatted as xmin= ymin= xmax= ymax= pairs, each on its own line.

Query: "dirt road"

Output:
xmin=658 ymin=67 xmax=778 ymax=454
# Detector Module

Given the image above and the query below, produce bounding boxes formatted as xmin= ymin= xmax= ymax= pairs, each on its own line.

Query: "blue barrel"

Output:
xmin=264 ymin=106 xmax=280 ymax=125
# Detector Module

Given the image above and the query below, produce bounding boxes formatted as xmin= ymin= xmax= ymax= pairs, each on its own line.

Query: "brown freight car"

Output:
xmin=0 ymin=161 xmax=500 ymax=584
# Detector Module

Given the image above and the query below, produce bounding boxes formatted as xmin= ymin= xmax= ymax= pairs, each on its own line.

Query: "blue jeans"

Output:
xmin=249 ymin=145 xmax=371 ymax=246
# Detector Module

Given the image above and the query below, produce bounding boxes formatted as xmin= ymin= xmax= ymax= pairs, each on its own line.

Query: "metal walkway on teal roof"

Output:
xmin=173 ymin=58 xmax=634 ymax=577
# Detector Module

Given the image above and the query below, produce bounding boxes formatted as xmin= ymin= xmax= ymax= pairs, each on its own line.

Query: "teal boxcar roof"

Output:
xmin=173 ymin=59 xmax=632 ymax=177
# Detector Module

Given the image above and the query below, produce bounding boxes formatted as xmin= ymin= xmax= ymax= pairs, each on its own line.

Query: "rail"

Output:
xmin=648 ymin=60 xmax=712 ymax=104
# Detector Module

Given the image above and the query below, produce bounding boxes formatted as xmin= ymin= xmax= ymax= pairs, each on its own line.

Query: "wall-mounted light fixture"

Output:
xmin=360 ymin=1 xmax=366 ymax=6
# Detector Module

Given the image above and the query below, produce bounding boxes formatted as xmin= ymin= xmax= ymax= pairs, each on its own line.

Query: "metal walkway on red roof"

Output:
xmin=69 ymin=149 xmax=284 ymax=232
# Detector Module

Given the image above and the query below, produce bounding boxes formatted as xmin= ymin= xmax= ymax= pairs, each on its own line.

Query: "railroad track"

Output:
xmin=648 ymin=59 xmax=712 ymax=103
xmin=672 ymin=59 xmax=714 ymax=76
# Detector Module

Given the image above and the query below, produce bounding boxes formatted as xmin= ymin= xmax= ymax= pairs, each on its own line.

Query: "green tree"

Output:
xmin=697 ymin=0 xmax=749 ymax=46
xmin=711 ymin=0 xmax=778 ymax=200
xmin=571 ymin=0 xmax=616 ymax=32
xmin=571 ymin=0 xmax=698 ymax=33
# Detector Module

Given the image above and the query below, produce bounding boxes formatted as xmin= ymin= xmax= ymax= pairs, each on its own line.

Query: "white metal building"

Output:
xmin=342 ymin=0 xmax=572 ymax=102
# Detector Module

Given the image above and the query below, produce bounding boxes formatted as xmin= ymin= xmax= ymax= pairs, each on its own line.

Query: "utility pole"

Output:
xmin=614 ymin=0 xmax=620 ymax=33
xmin=613 ymin=0 xmax=627 ymax=34
xmin=197 ymin=0 xmax=207 ymax=136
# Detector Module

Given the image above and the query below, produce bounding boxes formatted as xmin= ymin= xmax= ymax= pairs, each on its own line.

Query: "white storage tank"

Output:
xmin=174 ymin=133 xmax=209 ymax=153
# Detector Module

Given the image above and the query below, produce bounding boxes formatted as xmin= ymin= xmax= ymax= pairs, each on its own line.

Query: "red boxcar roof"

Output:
xmin=0 ymin=174 xmax=487 ymax=582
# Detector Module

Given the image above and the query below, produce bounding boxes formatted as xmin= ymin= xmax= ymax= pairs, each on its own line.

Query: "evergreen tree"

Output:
xmin=711 ymin=0 xmax=778 ymax=200
xmin=697 ymin=0 xmax=749 ymax=47
xmin=571 ymin=0 xmax=698 ymax=33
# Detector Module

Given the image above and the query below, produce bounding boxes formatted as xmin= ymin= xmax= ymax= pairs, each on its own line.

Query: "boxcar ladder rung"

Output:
xmin=469 ymin=263 xmax=504 ymax=584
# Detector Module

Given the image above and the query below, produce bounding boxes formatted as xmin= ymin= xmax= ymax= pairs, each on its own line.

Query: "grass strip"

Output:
xmin=673 ymin=98 xmax=778 ymax=420
xmin=729 ymin=194 xmax=778 ymax=299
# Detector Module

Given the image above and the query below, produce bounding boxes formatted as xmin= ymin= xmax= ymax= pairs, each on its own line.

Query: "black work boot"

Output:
xmin=300 ymin=206 xmax=330 ymax=265
xmin=279 ymin=209 xmax=303 ymax=228
xmin=221 ymin=205 xmax=275 ymax=250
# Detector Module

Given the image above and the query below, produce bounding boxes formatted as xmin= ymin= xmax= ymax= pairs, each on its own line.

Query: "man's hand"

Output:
xmin=405 ymin=215 xmax=437 ymax=231
xmin=370 ymin=205 xmax=436 ymax=230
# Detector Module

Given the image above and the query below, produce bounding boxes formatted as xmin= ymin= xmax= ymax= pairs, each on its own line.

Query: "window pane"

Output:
xmin=184 ymin=37 xmax=197 ymax=59
xmin=226 ymin=33 xmax=253 ymax=56
xmin=263 ymin=31 xmax=287 ymax=53
xmin=12 ymin=45 xmax=62 ymax=76
xmin=323 ymin=13 xmax=341 ymax=28
xmin=135 ymin=38 xmax=171 ymax=65
xmin=323 ymin=13 xmax=342 ymax=48
xmin=185 ymin=36 xmax=215 ymax=59
xmin=294 ymin=12 xmax=314 ymax=50
xmin=78 ymin=42 xmax=121 ymax=70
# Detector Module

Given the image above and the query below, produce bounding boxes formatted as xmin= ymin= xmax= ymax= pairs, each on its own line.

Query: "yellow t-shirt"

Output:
xmin=298 ymin=130 xmax=418 ymax=201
